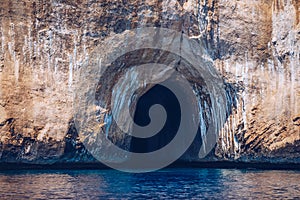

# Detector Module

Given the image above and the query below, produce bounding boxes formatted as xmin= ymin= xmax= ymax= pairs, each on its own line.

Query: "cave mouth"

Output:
xmin=129 ymin=84 xmax=181 ymax=153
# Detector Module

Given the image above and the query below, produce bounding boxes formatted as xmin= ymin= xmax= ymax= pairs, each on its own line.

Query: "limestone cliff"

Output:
xmin=0 ymin=0 xmax=299 ymax=166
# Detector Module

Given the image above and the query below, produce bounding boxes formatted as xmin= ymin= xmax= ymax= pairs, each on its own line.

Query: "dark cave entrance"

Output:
xmin=129 ymin=84 xmax=181 ymax=153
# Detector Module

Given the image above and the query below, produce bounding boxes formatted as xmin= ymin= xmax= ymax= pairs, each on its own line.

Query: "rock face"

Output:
xmin=0 ymin=0 xmax=299 ymax=165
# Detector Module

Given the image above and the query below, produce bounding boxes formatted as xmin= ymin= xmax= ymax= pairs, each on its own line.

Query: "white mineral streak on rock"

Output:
xmin=68 ymin=54 xmax=73 ymax=89
xmin=242 ymin=52 xmax=248 ymax=130
xmin=104 ymin=113 xmax=112 ymax=139
xmin=73 ymin=35 xmax=78 ymax=71
xmin=198 ymin=98 xmax=207 ymax=153
xmin=1 ymin=27 xmax=4 ymax=53
xmin=111 ymin=68 xmax=139 ymax=134
xmin=48 ymin=30 xmax=53 ymax=73
xmin=28 ymin=27 xmax=33 ymax=66
xmin=8 ymin=23 xmax=19 ymax=82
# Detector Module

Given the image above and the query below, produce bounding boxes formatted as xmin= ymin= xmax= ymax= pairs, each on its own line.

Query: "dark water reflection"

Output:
xmin=0 ymin=169 xmax=299 ymax=199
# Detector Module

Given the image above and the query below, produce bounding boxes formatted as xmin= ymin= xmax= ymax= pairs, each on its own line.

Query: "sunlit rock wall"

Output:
xmin=214 ymin=0 xmax=300 ymax=162
xmin=0 ymin=0 xmax=299 ymax=164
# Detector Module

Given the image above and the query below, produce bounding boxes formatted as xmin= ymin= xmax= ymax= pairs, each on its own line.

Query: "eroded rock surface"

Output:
xmin=0 ymin=0 xmax=299 ymax=165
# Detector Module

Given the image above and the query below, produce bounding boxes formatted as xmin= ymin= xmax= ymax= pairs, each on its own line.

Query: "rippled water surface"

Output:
xmin=0 ymin=168 xmax=299 ymax=199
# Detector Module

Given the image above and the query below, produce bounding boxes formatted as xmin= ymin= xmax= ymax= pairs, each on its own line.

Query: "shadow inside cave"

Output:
xmin=130 ymin=84 xmax=181 ymax=153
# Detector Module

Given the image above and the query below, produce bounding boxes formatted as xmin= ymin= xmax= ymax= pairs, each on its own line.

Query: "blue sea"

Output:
xmin=0 ymin=168 xmax=299 ymax=199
